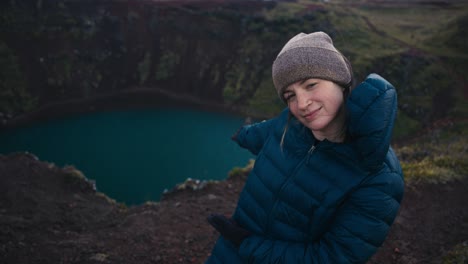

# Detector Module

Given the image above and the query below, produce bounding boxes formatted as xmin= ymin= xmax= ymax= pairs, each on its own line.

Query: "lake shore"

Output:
xmin=1 ymin=88 xmax=272 ymax=131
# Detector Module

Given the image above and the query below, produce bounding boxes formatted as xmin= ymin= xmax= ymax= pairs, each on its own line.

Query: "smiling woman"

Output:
xmin=283 ymin=78 xmax=347 ymax=142
xmin=0 ymin=109 xmax=253 ymax=205
xmin=205 ymin=32 xmax=404 ymax=264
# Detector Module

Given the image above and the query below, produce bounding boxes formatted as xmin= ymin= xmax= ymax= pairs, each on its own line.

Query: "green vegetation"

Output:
xmin=228 ymin=159 xmax=255 ymax=179
xmin=353 ymin=4 xmax=461 ymax=52
xmin=1 ymin=1 xmax=466 ymax=185
xmin=155 ymin=51 xmax=180 ymax=81
xmin=138 ymin=52 xmax=152 ymax=84
xmin=396 ymin=120 xmax=468 ymax=183
xmin=228 ymin=1 xmax=468 ymax=139
xmin=262 ymin=1 xmax=308 ymax=19
xmin=0 ymin=41 xmax=37 ymax=115
xmin=393 ymin=111 xmax=421 ymax=139
xmin=247 ymin=72 xmax=285 ymax=117
xmin=95 ymin=192 xmax=124 ymax=208
xmin=227 ymin=121 xmax=468 ymax=185
xmin=0 ymin=0 xmax=467 ymax=145
xmin=443 ymin=242 xmax=468 ymax=264
xmin=63 ymin=165 xmax=87 ymax=181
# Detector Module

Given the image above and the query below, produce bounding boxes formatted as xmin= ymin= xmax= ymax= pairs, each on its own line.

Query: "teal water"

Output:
xmin=0 ymin=109 xmax=254 ymax=205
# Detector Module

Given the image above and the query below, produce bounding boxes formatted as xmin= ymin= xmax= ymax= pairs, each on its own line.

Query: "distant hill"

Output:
xmin=1 ymin=0 xmax=467 ymax=139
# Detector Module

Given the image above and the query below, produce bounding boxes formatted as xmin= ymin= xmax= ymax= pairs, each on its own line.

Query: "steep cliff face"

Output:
xmin=0 ymin=0 xmax=298 ymax=118
xmin=1 ymin=0 xmax=467 ymax=136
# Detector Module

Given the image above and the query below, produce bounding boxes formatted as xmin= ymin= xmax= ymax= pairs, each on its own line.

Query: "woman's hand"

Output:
xmin=207 ymin=214 xmax=251 ymax=248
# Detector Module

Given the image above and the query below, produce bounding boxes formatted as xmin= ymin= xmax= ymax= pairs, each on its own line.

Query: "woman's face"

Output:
xmin=283 ymin=78 xmax=346 ymax=141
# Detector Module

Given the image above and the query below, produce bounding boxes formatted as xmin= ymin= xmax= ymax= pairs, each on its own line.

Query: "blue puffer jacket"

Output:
xmin=206 ymin=74 xmax=404 ymax=263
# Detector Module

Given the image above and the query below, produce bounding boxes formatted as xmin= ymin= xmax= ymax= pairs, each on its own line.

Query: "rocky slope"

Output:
xmin=1 ymin=1 xmax=468 ymax=263
xmin=1 ymin=152 xmax=467 ymax=264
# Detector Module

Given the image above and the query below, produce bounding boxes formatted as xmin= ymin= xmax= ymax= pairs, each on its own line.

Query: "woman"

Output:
xmin=206 ymin=32 xmax=404 ymax=263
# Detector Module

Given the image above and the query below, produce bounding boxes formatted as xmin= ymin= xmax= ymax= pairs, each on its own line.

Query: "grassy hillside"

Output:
xmin=0 ymin=0 xmax=467 ymax=140
xmin=396 ymin=119 xmax=468 ymax=183
xmin=255 ymin=0 xmax=468 ymax=138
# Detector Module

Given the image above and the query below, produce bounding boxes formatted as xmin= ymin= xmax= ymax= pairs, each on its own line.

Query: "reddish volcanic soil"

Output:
xmin=1 ymin=152 xmax=467 ymax=263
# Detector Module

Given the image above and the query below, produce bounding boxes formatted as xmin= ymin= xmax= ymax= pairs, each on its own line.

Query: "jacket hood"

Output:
xmin=346 ymin=73 xmax=398 ymax=172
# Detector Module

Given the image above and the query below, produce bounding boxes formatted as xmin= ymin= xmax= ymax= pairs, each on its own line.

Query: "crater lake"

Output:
xmin=0 ymin=109 xmax=254 ymax=205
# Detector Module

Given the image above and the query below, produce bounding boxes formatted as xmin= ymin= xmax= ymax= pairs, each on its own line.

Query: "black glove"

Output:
xmin=231 ymin=117 xmax=252 ymax=142
xmin=231 ymin=127 xmax=241 ymax=142
xmin=207 ymin=214 xmax=251 ymax=248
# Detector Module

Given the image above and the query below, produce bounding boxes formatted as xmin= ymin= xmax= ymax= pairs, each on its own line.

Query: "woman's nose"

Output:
xmin=297 ymin=92 xmax=310 ymax=109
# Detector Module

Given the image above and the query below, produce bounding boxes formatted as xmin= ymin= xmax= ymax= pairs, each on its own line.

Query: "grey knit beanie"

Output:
xmin=272 ymin=31 xmax=352 ymax=101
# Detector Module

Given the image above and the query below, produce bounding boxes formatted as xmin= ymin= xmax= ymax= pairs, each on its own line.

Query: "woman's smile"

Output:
xmin=303 ymin=107 xmax=321 ymax=121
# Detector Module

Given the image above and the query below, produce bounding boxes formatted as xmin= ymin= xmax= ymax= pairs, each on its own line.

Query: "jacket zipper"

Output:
xmin=266 ymin=143 xmax=317 ymax=233
xmin=307 ymin=145 xmax=316 ymax=164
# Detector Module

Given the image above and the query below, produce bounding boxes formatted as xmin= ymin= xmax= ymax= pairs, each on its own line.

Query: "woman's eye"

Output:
xmin=306 ymin=83 xmax=317 ymax=89
xmin=284 ymin=93 xmax=295 ymax=101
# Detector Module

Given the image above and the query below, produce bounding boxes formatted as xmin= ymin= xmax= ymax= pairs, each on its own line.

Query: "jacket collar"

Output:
xmin=282 ymin=73 xmax=397 ymax=172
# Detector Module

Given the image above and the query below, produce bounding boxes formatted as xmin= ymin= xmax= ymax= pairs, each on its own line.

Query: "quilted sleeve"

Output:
xmin=237 ymin=171 xmax=404 ymax=264
xmin=235 ymin=121 xmax=273 ymax=155
xmin=235 ymin=109 xmax=288 ymax=155
xmin=346 ymin=73 xmax=398 ymax=172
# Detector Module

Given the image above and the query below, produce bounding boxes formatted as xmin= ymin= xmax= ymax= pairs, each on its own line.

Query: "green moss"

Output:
xmin=262 ymin=2 xmax=305 ymax=19
xmin=63 ymin=165 xmax=86 ymax=180
xmin=396 ymin=121 xmax=468 ymax=183
xmin=0 ymin=41 xmax=37 ymax=115
xmin=228 ymin=159 xmax=255 ymax=179
xmin=443 ymin=242 xmax=468 ymax=264
xmin=49 ymin=54 xmax=74 ymax=92
xmin=1 ymin=0 xmax=467 ymax=129
xmin=95 ymin=192 xmax=125 ymax=209
xmin=138 ymin=52 xmax=152 ymax=85
xmin=223 ymin=33 xmax=272 ymax=105
xmin=400 ymin=156 xmax=464 ymax=184
xmin=328 ymin=7 xmax=403 ymax=60
xmin=155 ymin=51 xmax=180 ymax=80
xmin=246 ymin=72 xmax=284 ymax=117
xmin=393 ymin=111 xmax=421 ymax=139
xmin=424 ymin=11 xmax=468 ymax=56
xmin=351 ymin=4 xmax=467 ymax=53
